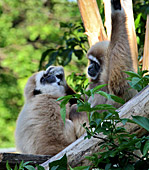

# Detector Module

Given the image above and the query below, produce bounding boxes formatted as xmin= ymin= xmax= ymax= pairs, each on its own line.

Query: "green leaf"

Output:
xmin=124 ymin=71 xmax=141 ymax=78
xmin=51 ymin=166 xmax=59 ymax=170
xmin=23 ymin=161 xmax=32 ymax=166
xmin=96 ymin=91 xmax=110 ymax=100
xmin=91 ymin=104 xmax=116 ymax=112
xmin=91 ymin=84 xmax=107 ymax=94
xmin=135 ymin=13 xmax=141 ymax=29
xmin=60 ymin=105 xmax=66 ymax=124
xmin=132 ymin=116 xmax=149 ymax=131
xmin=6 ymin=161 xmax=12 ymax=170
xmin=77 ymin=102 xmax=91 ymax=112
xmin=36 ymin=165 xmax=45 ymax=170
xmin=74 ymin=49 xmax=84 ymax=60
xmin=105 ymin=163 xmax=111 ymax=170
xmin=57 ymin=96 xmax=66 ymax=101
xmin=143 ymin=140 xmax=149 ymax=156
xmin=14 ymin=164 xmax=18 ymax=170
xmin=25 ymin=165 xmax=35 ymax=170
xmin=131 ymin=77 xmax=142 ymax=86
xmin=61 ymin=49 xmax=73 ymax=66
xmin=110 ymin=94 xmax=125 ymax=104
xmin=49 ymin=154 xmax=67 ymax=170
xmin=40 ymin=49 xmax=55 ymax=69
xmin=60 ymin=97 xmax=71 ymax=107
xmin=19 ymin=161 xmax=24 ymax=169
xmin=47 ymin=51 xmax=58 ymax=66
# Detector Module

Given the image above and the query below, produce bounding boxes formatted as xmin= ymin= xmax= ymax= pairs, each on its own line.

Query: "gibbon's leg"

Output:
xmin=69 ymin=104 xmax=88 ymax=138
xmin=107 ymin=0 xmax=137 ymax=100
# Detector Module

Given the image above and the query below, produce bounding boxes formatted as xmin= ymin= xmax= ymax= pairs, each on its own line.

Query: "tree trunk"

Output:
xmin=103 ymin=0 xmax=111 ymax=40
xmin=41 ymin=85 xmax=149 ymax=169
xmin=122 ymin=0 xmax=138 ymax=72
xmin=142 ymin=15 xmax=149 ymax=71
xmin=77 ymin=0 xmax=108 ymax=47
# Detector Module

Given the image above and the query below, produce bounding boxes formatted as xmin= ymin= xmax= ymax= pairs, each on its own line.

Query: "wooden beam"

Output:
xmin=77 ymin=0 xmax=108 ymax=47
xmin=142 ymin=15 xmax=149 ymax=71
xmin=41 ymin=85 xmax=149 ymax=169
xmin=0 ymin=153 xmax=52 ymax=170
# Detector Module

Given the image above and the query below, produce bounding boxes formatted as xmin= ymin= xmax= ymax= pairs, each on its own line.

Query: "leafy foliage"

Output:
xmin=49 ymin=154 xmax=67 ymax=170
xmin=6 ymin=161 xmax=44 ymax=170
xmin=125 ymin=70 xmax=149 ymax=92
xmin=66 ymin=72 xmax=88 ymax=93
xmin=39 ymin=22 xmax=88 ymax=70
xmin=58 ymin=73 xmax=149 ymax=169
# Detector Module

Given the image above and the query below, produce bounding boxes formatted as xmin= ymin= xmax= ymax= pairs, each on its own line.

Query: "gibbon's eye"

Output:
xmin=56 ymin=74 xmax=63 ymax=80
xmin=90 ymin=60 xmax=95 ymax=64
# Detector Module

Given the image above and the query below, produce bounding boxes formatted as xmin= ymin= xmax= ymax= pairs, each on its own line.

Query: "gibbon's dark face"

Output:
xmin=87 ymin=55 xmax=101 ymax=80
xmin=34 ymin=66 xmax=67 ymax=98
xmin=40 ymin=66 xmax=64 ymax=86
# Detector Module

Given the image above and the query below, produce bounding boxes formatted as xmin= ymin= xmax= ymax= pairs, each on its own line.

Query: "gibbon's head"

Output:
xmin=87 ymin=41 xmax=109 ymax=80
xmin=24 ymin=66 xmax=68 ymax=100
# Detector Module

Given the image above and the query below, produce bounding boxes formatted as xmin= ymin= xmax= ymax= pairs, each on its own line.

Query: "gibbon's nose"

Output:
xmin=40 ymin=74 xmax=56 ymax=84
xmin=46 ymin=75 xmax=56 ymax=83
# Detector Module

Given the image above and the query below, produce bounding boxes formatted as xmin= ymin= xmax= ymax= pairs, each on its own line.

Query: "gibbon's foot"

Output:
xmin=111 ymin=0 xmax=121 ymax=10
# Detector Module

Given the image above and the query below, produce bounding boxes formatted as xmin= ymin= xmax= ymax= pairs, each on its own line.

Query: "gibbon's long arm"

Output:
xmin=107 ymin=0 xmax=135 ymax=99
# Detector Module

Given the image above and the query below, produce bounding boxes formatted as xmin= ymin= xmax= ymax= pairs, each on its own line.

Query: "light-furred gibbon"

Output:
xmin=15 ymin=66 xmax=77 ymax=155
xmin=69 ymin=0 xmax=137 ymax=138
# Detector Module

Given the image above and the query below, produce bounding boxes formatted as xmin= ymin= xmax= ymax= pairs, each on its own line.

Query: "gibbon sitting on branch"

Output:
xmin=15 ymin=66 xmax=77 ymax=155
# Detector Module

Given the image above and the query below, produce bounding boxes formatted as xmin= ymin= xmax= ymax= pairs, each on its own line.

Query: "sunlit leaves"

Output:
xmin=39 ymin=22 xmax=88 ymax=69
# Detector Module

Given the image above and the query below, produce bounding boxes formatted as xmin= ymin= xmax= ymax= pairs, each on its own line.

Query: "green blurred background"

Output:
xmin=0 ymin=0 xmax=148 ymax=148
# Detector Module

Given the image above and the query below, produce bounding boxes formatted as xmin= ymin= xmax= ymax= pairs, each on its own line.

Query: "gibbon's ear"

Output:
xmin=65 ymin=85 xmax=78 ymax=106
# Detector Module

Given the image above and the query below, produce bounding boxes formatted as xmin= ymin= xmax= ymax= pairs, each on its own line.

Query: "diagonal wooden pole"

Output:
xmin=142 ymin=15 xmax=149 ymax=71
xmin=122 ymin=0 xmax=138 ymax=72
xmin=77 ymin=0 xmax=108 ymax=47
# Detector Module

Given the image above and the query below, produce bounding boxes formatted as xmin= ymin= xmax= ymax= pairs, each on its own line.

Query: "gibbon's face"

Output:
xmin=34 ymin=66 xmax=67 ymax=98
xmin=87 ymin=55 xmax=101 ymax=80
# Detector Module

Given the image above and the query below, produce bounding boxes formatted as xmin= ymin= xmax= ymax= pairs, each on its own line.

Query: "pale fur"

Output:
xmin=15 ymin=66 xmax=76 ymax=155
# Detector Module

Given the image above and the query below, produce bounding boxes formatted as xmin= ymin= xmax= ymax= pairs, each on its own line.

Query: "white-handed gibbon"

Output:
xmin=69 ymin=0 xmax=137 ymax=138
xmin=15 ymin=66 xmax=77 ymax=155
